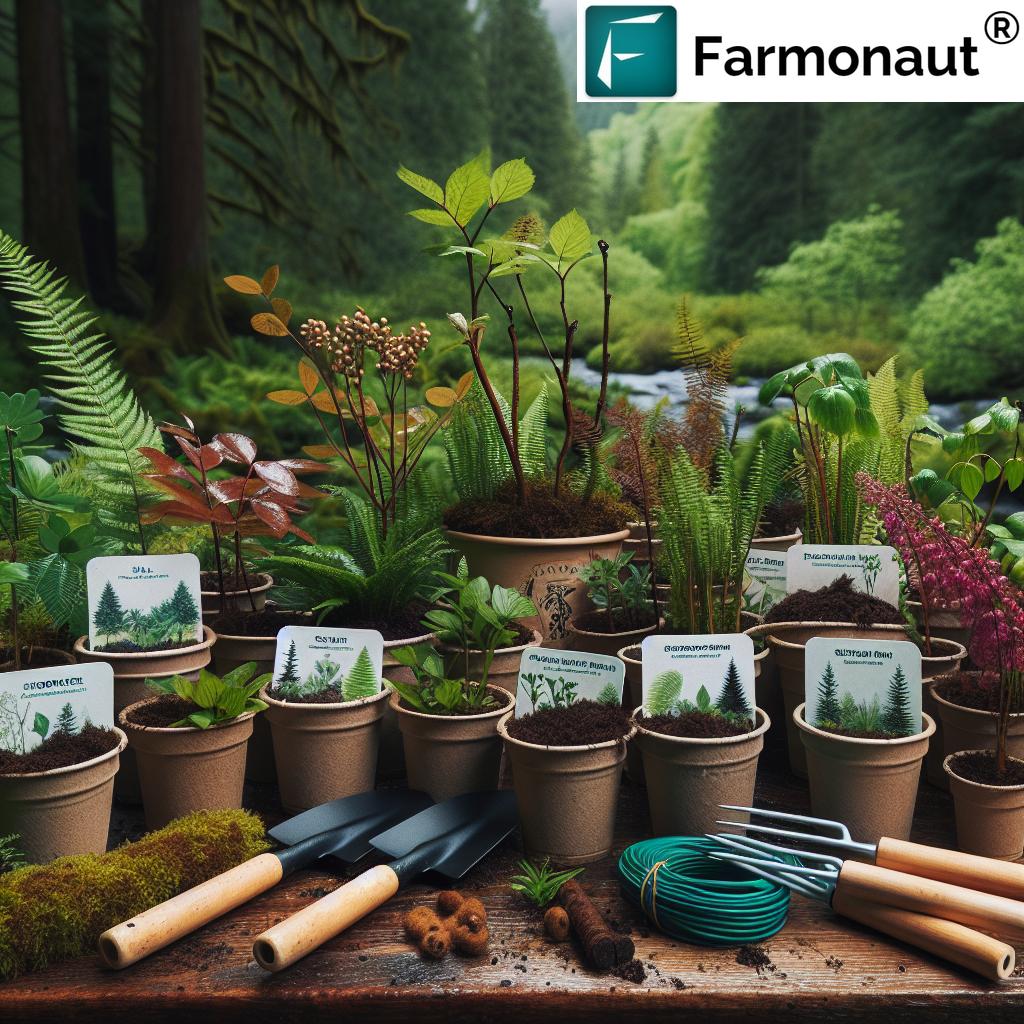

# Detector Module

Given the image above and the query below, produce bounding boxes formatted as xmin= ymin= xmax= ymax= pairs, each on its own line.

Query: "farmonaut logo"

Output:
xmin=584 ymin=6 xmax=677 ymax=97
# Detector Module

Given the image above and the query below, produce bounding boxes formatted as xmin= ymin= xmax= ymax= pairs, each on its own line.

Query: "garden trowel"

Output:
xmin=99 ymin=789 xmax=432 ymax=969
xmin=252 ymin=789 xmax=518 ymax=971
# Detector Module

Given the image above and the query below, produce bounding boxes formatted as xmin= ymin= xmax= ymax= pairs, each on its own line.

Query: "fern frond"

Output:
xmin=519 ymin=382 xmax=549 ymax=479
xmin=646 ymin=670 xmax=683 ymax=715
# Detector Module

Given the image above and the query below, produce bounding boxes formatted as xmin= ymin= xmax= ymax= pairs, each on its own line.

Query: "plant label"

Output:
xmin=744 ymin=548 xmax=787 ymax=616
xmin=0 ymin=662 xmax=114 ymax=755
xmin=271 ymin=627 xmax=385 ymax=700
xmin=640 ymin=634 xmax=756 ymax=724
xmin=86 ymin=554 xmax=203 ymax=653
xmin=786 ymin=544 xmax=901 ymax=604
xmin=805 ymin=637 xmax=922 ymax=737
xmin=515 ymin=648 xmax=624 ymax=717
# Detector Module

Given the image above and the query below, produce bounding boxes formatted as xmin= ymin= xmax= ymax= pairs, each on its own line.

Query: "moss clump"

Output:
xmin=0 ymin=809 xmax=268 ymax=980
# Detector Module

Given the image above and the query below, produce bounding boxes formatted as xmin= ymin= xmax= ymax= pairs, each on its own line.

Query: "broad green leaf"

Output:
xmin=488 ymin=259 xmax=534 ymax=278
xmin=964 ymin=411 xmax=994 ymax=436
xmin=807 ymin=385 xmax=856 ymax=436
xmin=958 ymin=462 xmax=984 ymax=501
xmin=984 ymin=457 xmax=1004 ymax=482
xmin=170 ymin=675 xmax=194 ymax=701
xmin=32 ymin=712 xmax=49 ymax=739
xmin=759 ymin=370 xmax=789 ymax=405
xmin=186 ymin=709 xmax=216 ymax=729
xmin=396 ymin=165 xmax=444 ymax=204
xmin=989 ymin=398 xmax=1021 ymax=433
xmin=489 ymin=159 xmax=535 ymax=205
xmin=0 ymin=562 xmax=29 ymax=586
xmin=444 ymin=159 xmax=491 ymax=226
xmin=409 ymin=208 xmax=456 ymax=227
xmin=438 ymin=245 xmax=485 ymax=258
xmin=548 ymin=209 xmax=592 ymax=262
xmin=1005 ymin=458 xmax=1024 ymax=491
xmin=194 ymin=670 xmax=221 ymax=709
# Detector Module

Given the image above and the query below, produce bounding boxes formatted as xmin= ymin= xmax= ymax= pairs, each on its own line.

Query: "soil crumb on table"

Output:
xmin=613 ymin=959 xmax=647 ymax=983
xmin=736 ymin=944 xmax=776 ymax=975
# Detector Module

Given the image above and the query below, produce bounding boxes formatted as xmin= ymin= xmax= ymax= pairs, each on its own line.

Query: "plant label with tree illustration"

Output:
xmin=0 ymin=662 xmax=113 ymax=755
xmin=271 ymin=626 xmax=384 ymax=701
xmin=786 ymin=544 xmax=900 ymax=604
xmin=641 ymin=634 xmax=756 ymax=724
xmin=805 ymin=637 xmax=922 ymax=738
xmin=86 ymin=554 xmax=203 ymax=653
xmin=515 ymin=648 xmax=624 ymax=717
xmin=744 ymin=549 xmax=788 ymax=616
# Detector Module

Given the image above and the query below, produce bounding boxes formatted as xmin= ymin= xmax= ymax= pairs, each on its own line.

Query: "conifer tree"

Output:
xmin=881 ymin=664 xmax=915 ymax=736
xmin=56 ymin=702 xmax=77 ymax=735
xmin=170 ymin=580 xmax=200 ymax=643
xmin=815 ymin=661 xmax=842 ymax=725
xmin=716 ymin=658 xmax=752 ymax=719
xmin=278 ymin=641 xmax=300 ymax=687
xmin=93 ymin=582 xmax=124 ymax=646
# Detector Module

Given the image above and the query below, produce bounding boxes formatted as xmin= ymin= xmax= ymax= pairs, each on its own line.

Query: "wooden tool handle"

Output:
xmin=837 ymin=860 xmax=1024 ymax=944
xmin=252 ymin=864 xmax=400 ymax=972
xmin=832 ymin=892 xmax=1015 ymax=982
xmin=99 ymin=853 xmax=284 ymax=969
xmin=876 ymin=837 xmax=1024 ymax=900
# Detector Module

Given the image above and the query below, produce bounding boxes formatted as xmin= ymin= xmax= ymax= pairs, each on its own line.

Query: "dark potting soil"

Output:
xmin=935 ymin=671 xmax=1024 ymax=714
xmin=756 ymin=498 xmax=803 ymax=538
xmin=91 ymin=638 xmax=201 ymax=654
xmin=124 ymin=693 xmax=196 ymax=728
xmin=764 ymin=576 xmax=903 ymax=627
xmin=275 ymin=686 xmax=362 ymax=705
xmin=0 ymin=724 xmax=120 ymax=774
xmin=572 ymin=609 xmax=658 ymax=635
xmin=318 ymin=602 xmax=431 ymax=641
xmin=444 ymin=479 xmax=632 ymax=540
xmin=613 ymin=959 xmax=647 ymax=983
xmin=947 ymin=750 xmax=1024 ymax=787
xmin=736 ymin=944 xmax=776 ymax=975
xmin=0 ymin=646 xmax=74 ymax=669
xmin=506 ymin=700 xmax=631 ymax=746
xmin=210 ymin=608 xmax=311 ymax=639
xmin=639 ymin=711 xmax=752 ymax=739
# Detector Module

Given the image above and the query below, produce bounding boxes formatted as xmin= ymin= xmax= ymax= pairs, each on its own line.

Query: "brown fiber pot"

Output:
xmin=498 ymin=712 xmax=635 ymax=865
xmin=943 ymin=751 xmax=1024 ymax=860
xmin=201 ymin=572 xmax=273 ymax=617
xmin=445 ymin=528 xmax=631 ymax=643
xmin=391 ymin=684 xmax=511 ymax=801
xmin=928 ymin=674 xmax=1024 ymax=793
xmin=618 ymin=644 xmax=645 ymax=785
xmin=379 ymin=629 xmax=436 ymax=779
xmin=794 ymin=702 xmax=935 ymax=846
xmin=440 ymin=629 xmax=542 ymax=696
xmin=751 ymin=529 xmax=802 ymax=553
xmin=566 ymin=611 xmax=663 ymax=659
xmin=631 ymin=708 xmax=770 ymax=837
xmin=0 ymin=728 xmax=126 ymax=863
xmin=261 ymin=685 xmax=389 ymax=814
xmin=623 ymin=520 xmax=661 ymax=563
xmin=74 ymin=626 xmax=216 ymax=802
xmin=119 ymin=697 xmax=254 ymax=830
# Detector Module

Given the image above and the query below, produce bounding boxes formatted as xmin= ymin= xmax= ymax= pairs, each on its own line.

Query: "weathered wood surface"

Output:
xmin=2 ymin=741 xmax=1023 ymax=1023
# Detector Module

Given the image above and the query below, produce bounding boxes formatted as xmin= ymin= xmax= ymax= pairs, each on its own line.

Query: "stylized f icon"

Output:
xmin=596 ymin=11 xmax=664 ymax=89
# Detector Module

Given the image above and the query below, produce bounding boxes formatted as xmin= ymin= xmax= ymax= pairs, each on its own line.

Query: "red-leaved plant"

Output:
xmin=140 ymin=417 xmax=325 ymax=610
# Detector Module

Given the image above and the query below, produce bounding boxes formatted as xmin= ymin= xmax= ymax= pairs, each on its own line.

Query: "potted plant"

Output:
xmin=398 ymin=155 xmax=633 ymax=640
xmin=498 ymin=677 xmax=634 ymax=865
xmin=567 ymin=553 xmax=661 ymax=657
xmin=631 ymin=667 xmax=769 ymax=837
xmin=260 ymin=644 xmax=390 ymax=813
xmin=387 ymin=574 xmax=519 ymax=801
xmin=119 ymin=663 xmax=268 ymax=829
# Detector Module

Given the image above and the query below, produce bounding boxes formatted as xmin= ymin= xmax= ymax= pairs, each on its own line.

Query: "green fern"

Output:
xmin=645 ymin=670 xmax=683 ymax=715
xmin=519 ymin=383 xmax=549 ymax=479
xmin=0 ymin=232 xmax=161 ymax=552
xmin=595 ymin=681 xmax=621 ymax=706
xmin=343 ymin=646 xmax=380 ymax=700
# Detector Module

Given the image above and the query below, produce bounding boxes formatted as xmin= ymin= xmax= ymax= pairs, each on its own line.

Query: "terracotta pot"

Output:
xmin=261 ymin=685 xmax=389 ymax=814
xmin=74 ymin=626 xmax=216 ymax=802
xmin=391 ymin=684 xmax=511 ymax=801
xmin=907 ymin=599 xmax=971 ymax=650
xmin=444 ymin=528 xmax=631 ymax=642
xmin=632 ymin=707 xmax=769 ymax=837
xmin=928 ymin=674 xmax=1024 ymax=792
xmin=618 ymin=644 xmax=645 ymax=784
xmin=498 ymin=711 xmax=634 ymax=865
xmin=440 ymin=629 xmax=542 ymax=695
xmin=944 ymin=751 xmax=1024 ymax=860
xmin=623 ymin=520 xmax=661 ymax=563
xmin=119 ymin=697 xmax=254 ymax=830
xmin=747 ymin=622 xmax=911 ymax=778
xmin=201 ymin=572 xmax=273 ymax=617
xmin=0 ymin=728 xmax=126 ymax=863
xmin=565 ymin=611 xmax=663 ymax=659
xmin=751 ymin=529 xmax=802 ymax=553
xmin=794 ymin=702 xmax=934 ymax=846
xmin=0 ymin=647 xmax=76 ymax=672
xmin=379 ymin=629 xmax=436 ymax=779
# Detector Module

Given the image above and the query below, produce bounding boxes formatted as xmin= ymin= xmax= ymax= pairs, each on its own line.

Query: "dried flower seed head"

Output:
xmin=326 ymin=310 xmax=430 ymax=379
xmin=300 ymin=318 xmax=330 ymax=350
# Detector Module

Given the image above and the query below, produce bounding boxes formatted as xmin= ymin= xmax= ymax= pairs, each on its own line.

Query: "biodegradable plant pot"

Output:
xmin=498 ymin=711 xmax=635 ymax=865
xmin=907 ymin=600 xmax=970 ymax=649
xmin=379 ymin=629 xmax=436 ymax=779
xmin=200 ymin=572 xmax=273 ymax=617
xmin=0 ymin=728 xmax=126 ymax=863
xmin=445 ymin=528 xmax=631 ymax=642
xmin=391 ymin=684 xmax=511 ymax=801
xmin=261 ymin=685 xmax=390 ymax=814
xmin=565 ymin=610 xmax=663 ymax=659
xmin=623 ymin=520 xmax=661 ymax=563
xmin=119 ymin=697 xmax=254 ymax=830
xmin=440 ymin=629 xmax=542 ymax=696
xmin=751 ymin=529 xmax=802 ymax=553
xmin=944 ymin=751 xmax=1024 ymax=860
xmin=928 ymin=674 xmax=1024 ymax=792
xmin=74 ymin=626 xmax=216 ymax=802
xmin=618 ymin=644 xmax=645 ymax=785
xmin=794 ymin=702 xmax=934 ymax=846
xmin=631 ymin=708 xmax=770 ymax=837
xmin=0 ymin=646 xmax=76 ymax=671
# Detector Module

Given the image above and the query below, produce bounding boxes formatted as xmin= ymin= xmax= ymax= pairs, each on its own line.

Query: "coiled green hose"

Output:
xmin=617 ymin=837 xmax=794 ymax=945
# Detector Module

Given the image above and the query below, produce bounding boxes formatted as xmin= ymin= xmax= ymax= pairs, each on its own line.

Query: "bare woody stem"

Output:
xmin=593 ymin=240 xmax=611 ymax=427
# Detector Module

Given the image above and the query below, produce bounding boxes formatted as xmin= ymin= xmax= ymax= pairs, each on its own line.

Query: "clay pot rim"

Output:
xmin=444 ymin=527 xmax=631 ymax=548
xmin=200 ymin=571 xmax=273 ymax=598
xmin=383 ymin=629 xmax=436 ymax=650
xmin=388 ymin=683 xmax=513 ymax=722
xmin=630 ymin=706 xmax=770 ymax=746
xmin=793 ymin=701 xmax=935 ymax=747
xmin=617 ymin=643 xmax=642 ymax=665
xmin=438 ymin=629 xmax=543 ymax=658
xmin=746 ymin=621 xmax=909 ymax=648
xmin=118 ymin=694 xmax=258 ymax=735
xmin=567 ymin=613 xmax=663 ymax=641
xmin=752 ymin=529 xmax=802 ymax=545
xmin=0 ymin=726 xmax=127 ymax=780
xmin=943 ymin=749 xmax=1024 ymax=792
xmin=928 ymin=673 xmax=1024 ymax=720
xmin=0 ymin=646 xmax=77 ymax=671
xmin=259 ymin=683 xmax=390 ymax=712
xmin=497 ymin=709 xmax=637 ymax=752
xmin=74 ymin=625 xmax=217 ymax=661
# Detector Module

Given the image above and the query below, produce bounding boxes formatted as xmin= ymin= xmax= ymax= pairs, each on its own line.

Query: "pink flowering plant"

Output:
xmin=858 ymin=472 xmax=1024 ymax=776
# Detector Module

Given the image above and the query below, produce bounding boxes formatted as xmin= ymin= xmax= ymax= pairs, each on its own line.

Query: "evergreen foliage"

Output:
xmin=881 ymin=665 xmax=915 ymax=736
xmin=342 ymin=647 xmax=380 ymax=701
xmin=716 ymin=658 xmax=751 ymax=719
xmin=596 ymin=681 xmax=620 ymax=706
xmin=815 ymin=661 xmax=842 ymax=725
xmin=55 ymin=703 xmax=77 ymax=735
xmin=277 ymin=641 xmax=300 ymax=686
xmin=92 ymin=582 xmax=124 ymax=643
xmin=169 ymin=581 xmax=199 ymax=643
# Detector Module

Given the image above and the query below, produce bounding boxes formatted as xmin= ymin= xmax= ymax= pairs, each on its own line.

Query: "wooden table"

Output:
xmin=3 ymin=740 xmax=1023 ymax=1023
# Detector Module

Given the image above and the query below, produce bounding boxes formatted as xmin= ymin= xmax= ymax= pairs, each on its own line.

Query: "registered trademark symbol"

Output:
xmin=985 ymin=11 xmax=1020 ymax=43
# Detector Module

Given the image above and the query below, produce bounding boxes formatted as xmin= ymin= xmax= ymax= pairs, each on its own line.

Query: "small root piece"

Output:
xmin=544 ymin=905 xmax=571 ymax=942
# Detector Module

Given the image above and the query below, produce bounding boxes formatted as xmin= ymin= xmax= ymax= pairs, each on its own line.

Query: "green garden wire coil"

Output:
xmin=617 ymin=837 xmax=795 ymax=945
